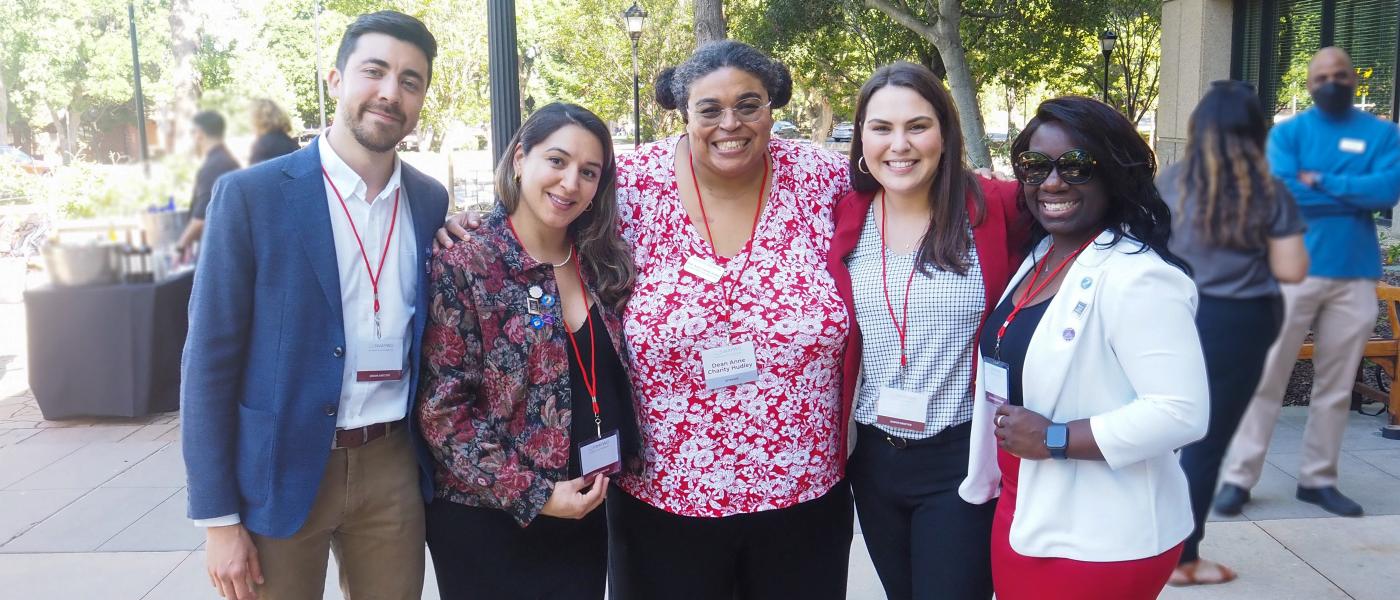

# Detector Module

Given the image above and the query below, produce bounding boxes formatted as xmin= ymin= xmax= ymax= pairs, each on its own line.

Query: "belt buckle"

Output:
xmin=885 ymin=434 xmax=908 ymax=450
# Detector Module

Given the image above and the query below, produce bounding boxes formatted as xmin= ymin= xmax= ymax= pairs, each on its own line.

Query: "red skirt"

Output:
xmin=991 ymin=448 xmax=1182 ymax=600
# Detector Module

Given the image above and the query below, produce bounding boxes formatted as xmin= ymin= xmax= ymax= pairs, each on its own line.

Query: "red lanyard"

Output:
xmin=563 ymin=258 xmax=602 ymax=438
xmin=994 ymin=237 xmax=1095 ymax=354
xmin=879 ymin=190 xmax=919 ymax=369
xmin=687 ymin=137 xmax=768 ymax=329
xmin=322 ymin=167 xmax=399 ymax=336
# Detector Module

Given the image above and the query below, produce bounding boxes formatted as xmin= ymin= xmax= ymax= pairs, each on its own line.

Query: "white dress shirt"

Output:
xmin=194 ymin=137 xmax=418 ymax=528
xmin=318 ymin=135 xmax=418 ymax=430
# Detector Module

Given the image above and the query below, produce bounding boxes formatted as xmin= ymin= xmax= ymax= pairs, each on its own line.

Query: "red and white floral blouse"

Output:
xmin=616 ymin=136 xmax=852 ymax=517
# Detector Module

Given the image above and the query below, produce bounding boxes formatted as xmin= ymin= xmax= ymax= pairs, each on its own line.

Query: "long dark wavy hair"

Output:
xmin=1010 ymin=96 xmax=1190 ymax=273
xmin=494 ymin=102 xmax=635 ymax=311
xmin=1177 ymin=80 xmax=1279 ymax=250
xmin=849 ymin=61 xmax=985 ymax=276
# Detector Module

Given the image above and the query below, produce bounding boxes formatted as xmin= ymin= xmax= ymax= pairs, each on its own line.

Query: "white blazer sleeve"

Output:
xmin=1088 ymin=259 xmax=1209 ymax=470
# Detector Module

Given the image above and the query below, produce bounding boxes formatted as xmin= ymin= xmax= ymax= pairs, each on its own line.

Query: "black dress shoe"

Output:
xmin=1213 ymin=484 xmax=1250 ymax=516
xmin=1296 ymin=485 xmax=1364 ymax=517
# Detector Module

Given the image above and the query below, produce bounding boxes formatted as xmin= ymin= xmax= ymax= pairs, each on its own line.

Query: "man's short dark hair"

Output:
xmin=335 ymin=11 xmax=438 ymax=84
xmin=192 ymin=111 xmax=226 ymax=138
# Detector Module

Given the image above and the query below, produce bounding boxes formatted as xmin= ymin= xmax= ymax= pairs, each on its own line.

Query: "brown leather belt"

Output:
xmin=333 ymin=420 xmax=401 ymax=449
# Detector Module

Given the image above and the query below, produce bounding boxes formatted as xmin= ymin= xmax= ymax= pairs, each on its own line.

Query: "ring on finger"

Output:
xmin=995 ymin=414 xmax=1006 ymax=427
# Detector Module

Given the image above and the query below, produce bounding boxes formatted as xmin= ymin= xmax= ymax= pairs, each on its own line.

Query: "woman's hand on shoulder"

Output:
xmin=974 ymin=167 xmax=1016 ymax=183
xmin=433 ymin=211 xmax=483 ymax=252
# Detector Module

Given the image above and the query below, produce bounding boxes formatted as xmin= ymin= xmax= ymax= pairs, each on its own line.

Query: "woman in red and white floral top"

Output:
xmin=606 ymin=41 xmax=853 ymax=600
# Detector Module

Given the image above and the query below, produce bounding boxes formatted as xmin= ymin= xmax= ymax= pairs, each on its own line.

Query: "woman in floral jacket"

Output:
xmin=416 ymin=103 xmax=639 ymax=600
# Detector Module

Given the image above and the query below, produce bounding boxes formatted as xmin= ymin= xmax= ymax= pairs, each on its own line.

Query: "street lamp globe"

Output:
xmin=1099 ymin=30 xmax=1118 ymax=57
xmin=625 ymin=2 xmax=647 ymax=41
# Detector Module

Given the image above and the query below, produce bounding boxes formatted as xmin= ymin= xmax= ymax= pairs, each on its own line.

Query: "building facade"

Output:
xmin=1159 ymin=0 xmax=1400 ymax=165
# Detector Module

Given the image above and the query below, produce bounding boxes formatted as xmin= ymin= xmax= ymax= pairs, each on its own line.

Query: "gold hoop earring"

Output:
xmin=857 ymin=156 xmax=871 ymax=175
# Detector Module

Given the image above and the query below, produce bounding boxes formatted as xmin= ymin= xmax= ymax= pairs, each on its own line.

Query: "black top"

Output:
xmin=566 ymin=303 xmax=640 ymax=478
xmin=191 ymin=144 xmax=241 ymax=220
xmin=979 ymin=278 xmax=1055 ymax=408
xmin=250 ymin=131 xmax=301 ymax=165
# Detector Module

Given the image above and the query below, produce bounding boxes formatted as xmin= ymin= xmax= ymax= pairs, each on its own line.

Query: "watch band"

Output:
xmin=1046 ymin=423 xmax=1068 ymax=460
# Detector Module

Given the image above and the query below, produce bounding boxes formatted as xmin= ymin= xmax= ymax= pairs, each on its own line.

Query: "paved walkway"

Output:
xmin=2 ymin=300 xmax=1399 ymax=598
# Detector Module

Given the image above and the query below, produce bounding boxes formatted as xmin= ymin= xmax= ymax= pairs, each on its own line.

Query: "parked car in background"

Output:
xmin=828 ymin=122 xmax=854 ymax=143
xmin=397 ymin=131 xmax=422 ymax=152
xmin=0 ymin=146 xmax=50 ymax=175
xmin=297 ymin=129 xmax=321 ymax=147
xmin=771 ymin=120 xmax=800 ymax=140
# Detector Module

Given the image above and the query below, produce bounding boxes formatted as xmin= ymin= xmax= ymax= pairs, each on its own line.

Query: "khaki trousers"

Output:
xmin=1221 ymin=277 xmax=1377 ymax=489
xmin=249 ymin=425 xmax=426 ymax=599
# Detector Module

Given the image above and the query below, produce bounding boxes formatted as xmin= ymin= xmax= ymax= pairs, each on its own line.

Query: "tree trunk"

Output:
xmin=694 ymin=0 xmax=726 ymax=45
xmin=865 ymin=0 xmax=991 ymax=167
xmin=0 ymin=73 xmax=9 ymax=146
xmin=929 ymin=4 xmax=991 ymax=168
xmin=168 ymin=0 xmax=200 ymax=155
xmin=811 ymin=94 xmax=833 ymax=144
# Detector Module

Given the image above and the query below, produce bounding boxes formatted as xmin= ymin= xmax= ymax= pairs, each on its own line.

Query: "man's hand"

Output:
xmin=1299 ymin=171 xmax=1322 ymax=189
xmin=433 ymin=212 xmax=482 ymax=251
xmin=539 ymin=474 xmax=609 ymax=519
xmin=993 ymin=404 xmax=1053 ymax=460
xmin=205 ymin=524 xmax=264 ymax=600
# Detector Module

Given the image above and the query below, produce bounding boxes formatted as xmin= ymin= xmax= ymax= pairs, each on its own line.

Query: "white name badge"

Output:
xmin=983 ymin=357 xmax=1011 ymax=406
xmin=579 ymin=430 xmax=622 ymax=479
xmin=683 ymin=255 xmax=725 ymax=283
xmin=876 ymin=387 xmax=928 ymax=433
xmin=1340 ymin=138 xmax=1367 ymax=154
xmin=700 ymin=341 xmax=760 ymax=389
xmin=356 ymin=338 xmax=405 ymax=382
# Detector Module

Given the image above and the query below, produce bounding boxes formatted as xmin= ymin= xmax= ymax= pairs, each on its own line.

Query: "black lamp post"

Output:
xmin=1099 ymin=30 xmax=1118 ymax=106
xmin=624 ymin=2 xmax=648 ymax=149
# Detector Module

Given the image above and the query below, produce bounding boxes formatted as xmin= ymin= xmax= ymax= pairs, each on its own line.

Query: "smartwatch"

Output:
xmin=1046 ymin=423 xmax=1068 ymax=460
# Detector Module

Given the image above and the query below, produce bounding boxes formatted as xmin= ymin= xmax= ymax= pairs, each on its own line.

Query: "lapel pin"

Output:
xmin=527 ymin=298 xmax=542 ymax=315
xmin=528 ymin=285 xmax=544 ymax=299
xmin=1073 ymin=301 xmax=1087 ymax=315
xmin=541 ymin=294 xmax=557 ymax=308
xmin=1080 ymin=277 xmax=1092 ymax=289
xmin=1062 ymin=328 xmax=1076 ymax=341
xmin=529 ymin=315 xmax=545 ymax=329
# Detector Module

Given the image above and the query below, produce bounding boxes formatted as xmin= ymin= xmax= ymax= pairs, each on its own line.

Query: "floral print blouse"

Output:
xmin=615 ymin=136 xmax=852 ymax=517
xmin=417 ymin=206 xmax=631 ymax=526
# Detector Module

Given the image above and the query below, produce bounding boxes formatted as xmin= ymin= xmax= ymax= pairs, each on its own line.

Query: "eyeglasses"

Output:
xmin=689 ymin=100 xmax=772 ymax=126
xmin=1014 ymin=149 xmax=1097 ymax=185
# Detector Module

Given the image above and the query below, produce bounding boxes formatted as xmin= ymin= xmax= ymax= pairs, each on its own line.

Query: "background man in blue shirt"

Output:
xmin=1217 ymin=47 xmax=1400 ymax=518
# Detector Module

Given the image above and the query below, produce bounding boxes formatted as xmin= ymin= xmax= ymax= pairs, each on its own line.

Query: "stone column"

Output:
xmin=1156 ymin=0 xmax=1235 ymax=166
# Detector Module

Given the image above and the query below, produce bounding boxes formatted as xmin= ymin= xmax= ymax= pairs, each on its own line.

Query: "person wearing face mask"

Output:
xmin=416 ymin=102 xmax=640 ymax=599
xmin=826 ymin=62 xmax=1024 ymax=600
xmin=963 ymin=96 xmax=1208 ymax=600
xmin=1216 ymin=46 xmax=1400 ymax=520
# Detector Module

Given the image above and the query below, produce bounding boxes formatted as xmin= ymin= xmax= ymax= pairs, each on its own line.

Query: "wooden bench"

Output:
xmin=1297 ymin=283 xmax=1400 ymax=438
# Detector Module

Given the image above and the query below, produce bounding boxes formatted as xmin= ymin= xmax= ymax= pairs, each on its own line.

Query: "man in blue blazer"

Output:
xmin=181 ymin=11 xmax=446 ymax=599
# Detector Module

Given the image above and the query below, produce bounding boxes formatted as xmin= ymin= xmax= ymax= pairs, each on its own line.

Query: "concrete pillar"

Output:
xmin=1156 ymin=0 xmax=1235 ymax=166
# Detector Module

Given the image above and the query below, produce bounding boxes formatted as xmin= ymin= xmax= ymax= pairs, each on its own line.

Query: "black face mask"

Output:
xmin=1310 ymin=82 xmax=1355 ymax=115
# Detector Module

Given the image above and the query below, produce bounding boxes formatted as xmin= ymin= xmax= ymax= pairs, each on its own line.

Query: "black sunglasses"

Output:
xmin=1014 ymin=149 xmax=1097 ymax=185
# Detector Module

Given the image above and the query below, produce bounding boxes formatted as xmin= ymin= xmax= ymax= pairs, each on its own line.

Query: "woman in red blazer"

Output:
xmin=826 ymin=62 xmax=1027 ymax=600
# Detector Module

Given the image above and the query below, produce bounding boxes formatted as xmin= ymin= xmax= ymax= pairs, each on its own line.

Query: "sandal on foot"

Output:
xmin=1169 ymin=559 xmax=1238 ymax=587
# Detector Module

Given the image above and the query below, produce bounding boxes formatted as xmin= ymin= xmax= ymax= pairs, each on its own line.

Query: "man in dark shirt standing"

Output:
xmin=176 ymin=110 xmax=241 ymax=258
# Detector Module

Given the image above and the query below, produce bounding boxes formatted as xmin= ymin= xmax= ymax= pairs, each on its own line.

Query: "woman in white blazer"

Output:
xmin=961 ymin=96 xmax=1209 ymax=600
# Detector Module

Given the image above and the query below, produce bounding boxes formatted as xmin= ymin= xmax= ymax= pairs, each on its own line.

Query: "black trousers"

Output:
xmin=425 ymin=497 xmax=607 ymax=600
xmin=606 ymin=480 xmax=853 ymax=600
xmin=1177 ymin=294 xmax=1283 ymax=564
xmin=849 ymin=422 xmax=995 ymax=600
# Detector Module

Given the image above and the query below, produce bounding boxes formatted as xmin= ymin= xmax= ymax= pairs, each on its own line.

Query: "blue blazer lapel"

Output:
xmin=281 ymin=141 xmax=345 ymax=327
